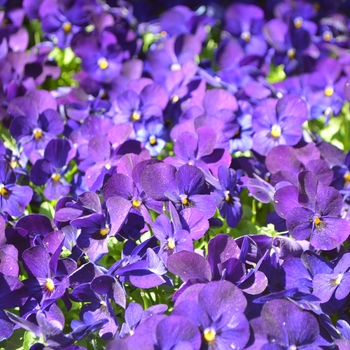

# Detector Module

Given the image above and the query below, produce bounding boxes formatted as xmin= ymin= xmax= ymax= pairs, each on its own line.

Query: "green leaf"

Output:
xmin=39 ymin=201 xmax=55 ymax=220
xmin=267 ymin=64 xmax=286 ymax=83
xmin=23 ymin=331 xmax=38 ymax=350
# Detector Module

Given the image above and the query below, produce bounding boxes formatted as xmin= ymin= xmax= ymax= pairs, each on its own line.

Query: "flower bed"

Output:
xmin=1 ymin=0 xmax=350 ymax=349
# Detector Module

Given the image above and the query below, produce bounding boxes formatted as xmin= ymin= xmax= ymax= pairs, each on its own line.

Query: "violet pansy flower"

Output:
xmin=252 ymin=94 xmax=308 ymax=156
xmin=8 ymin=90 xmax=64 ymax=159
xmin=274 ymin=171 xmax=350 ymax=250
xmin=30 ymin=138 xmax=72 ymax=200
xmin=0 ymin=160 xmax=33 ymax=217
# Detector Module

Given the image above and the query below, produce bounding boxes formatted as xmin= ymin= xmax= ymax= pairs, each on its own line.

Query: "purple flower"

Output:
xmin=141 ymin=162 xmax=217 ymax=219
xmin=266 ymin=143 xmax=333 ymax=187
xmin=8 ymin=90 xmax=64 ymax=158
xmin=274 ymin=171 xmax=350 ymax=250
xmin=165 ymin=125 xmax=232 ymax=177
xmin=249 ymin=299 xmax=320 ymax=349
xmin=210 ymin=165 xmax=242 ymax=228
xmin=72 ymin=30 xmax=126 ymax=84
xmin=113 ymin=83 xmax=168 ymax=125
xmin=30 ymin=138 xmax=72 ymax=200
xmin=313 ymin=252 xmax=350 ymax=304
xmin=39 ymin=0 xmax=91 ymax=49
xmin=225 ymin=3 xmax=267 ymax=56
xmin=22 ymin=243 xmax=69 ymax=309
xmin=173 ymin=280 xmax=250 ymax=350
xmin=0 ymin=160 xmax=33 ymax=217
xmin=252 ymin=94 xmax=308 ymax=156
xmin=71 ymin=197 xmax=131 ymax=262
xmin=152 ymin=203 xmax=193 ymax=264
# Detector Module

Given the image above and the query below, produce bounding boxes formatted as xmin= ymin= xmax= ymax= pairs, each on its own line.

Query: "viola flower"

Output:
xmin=225 ymin=3 xmax=267 ymax=56
xmin=264 ymin=18 xmax=316 ymax=75
xmin=0 ymin=159 xmax=33 ymax=217
xmin=159 ymin=5 xmax=214 ymax=42
xmin=112 ymin=83 xmax=168 ymax=126
xmin=71 ymin=197 xmax=131 ymax=262
xmin=102 ymin=157 xmax=163 ymax=224
xmin=173 ymin=281 xmax=250 ymax=350
xmin=71 ymin=30 xmax=126 ymax=84
xmin=252 ymin=94 xmax=308 ymax=156
xmin=308 ymin=57 xmax=345 ymax=121
xmin=146 ymin=34 xmax=201 ymax=84
xmin=274 ymin=0 xmax=318 ymax=34
xmin=152 ymin=203 xmax=193 ymax=264
xmin=274 ymin=171 xmax=350 ymax=250
xmin=22 ymin=243 xmax=69 ymax=309
xmin=165 ymin=125 xmax=231 ymax=177
xmin=135 ymin=118 xmax=167 ymax=157
xmin=210 ymin=165 xmax=242 ymax=228
xmin=265 ymin=143 xmax=334 ymax=187
xmin=30 ymin=138 xmax=72 ymax=200
xmin=141 ymin=163 xmax=217 ymax=219
xmin=312 ymin=252 xmax=350 ymax=304
xmin=39 ymin=0 xmax=91 ymax=49
xmin=8 ymin=90 xmax=64 ymax=159
xmin=248 ymin=299 xmax=320 ymax=349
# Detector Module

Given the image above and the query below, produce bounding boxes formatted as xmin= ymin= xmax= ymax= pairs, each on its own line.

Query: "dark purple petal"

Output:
xmin=167 ymin=251 xmax=212 ymax=282
xmin=274 ymin=186 xmax=299 ymax=219
xmin=286 ymin=207 xmax=313 ymax=240
xmin=141 ymin=162 xmax=177 ymax=201
xmin=106 ymin=197 xmax=132 ymax=236
xmin=310 ymin=217 xmax=350 ymax=251
xmin=156 ymin=315 xmax=201 ymax=350
xmin=199 ymin=280 xmax=247 ymax=316
xmin=208 ymin=234 xmax=240 ymax=280
xmin=22 ymin=246 xmax=50 ymax=278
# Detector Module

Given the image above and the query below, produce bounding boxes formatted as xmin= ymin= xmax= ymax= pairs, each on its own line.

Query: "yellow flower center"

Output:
xmin=10 ymin=157 xmax=17 ymax=168
xmin=270 ymin=124 xmax=282 ymax=138
xmin=45 ymin=278 xmax=55 ymax=292
xmin=224 ymin=190 xmax=231 ymax=202
xmin=344 ymin=172 xmax=350 ymax=183
xmin=132 ymin=199 xmax=141 ymax=208
xmin=181 ymin=195 xmax=188 ymax=205
xmin=333 ymin=274 xmax=343 ymax=285
xmin=51 ymin=173 xmax=61 ymax=182
xmin=293 ymin=17 xmax=303 ymax=29
xmin=33 ymin=128 xmax=43 ymax=139
xmin=323 ymin=31 xmax=332 ymax=42
xmin=131 ymin=111 xmax=141 ymax=121
xmin=63 ymin=22 xmax=72 ymax=33
xmin=149 ymin=136 xmax=157 ymax=145
xmin=172 ymin=95 xmax=179 ymax=103
xmin=204 ymin=328 xmax=216 ymax=342
xmin=0 ymin=184 xmax=10 ymax=198
xmin=99 ymin=227 xmax=110 ymax=237
xmin=314 ymin=216 xmax=321 ymax=225
xmin=324 ymin=86 xmax=334 ymax=97
xmin=105 ymin=163 xmax=111 ymax=170
xmin=167 ymin=238 xmax=176 ymax=250
xmin=240 ymin=31 xmax=251 ymax=42
xmin=287 ymin=48 xmax=296 ymax=59
xmin=98 ymin=58 xmax=109 ymax=70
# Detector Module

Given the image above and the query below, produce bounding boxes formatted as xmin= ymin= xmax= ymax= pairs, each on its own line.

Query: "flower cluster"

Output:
xmin=1 ymin=0 xmax=350 ymax=349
